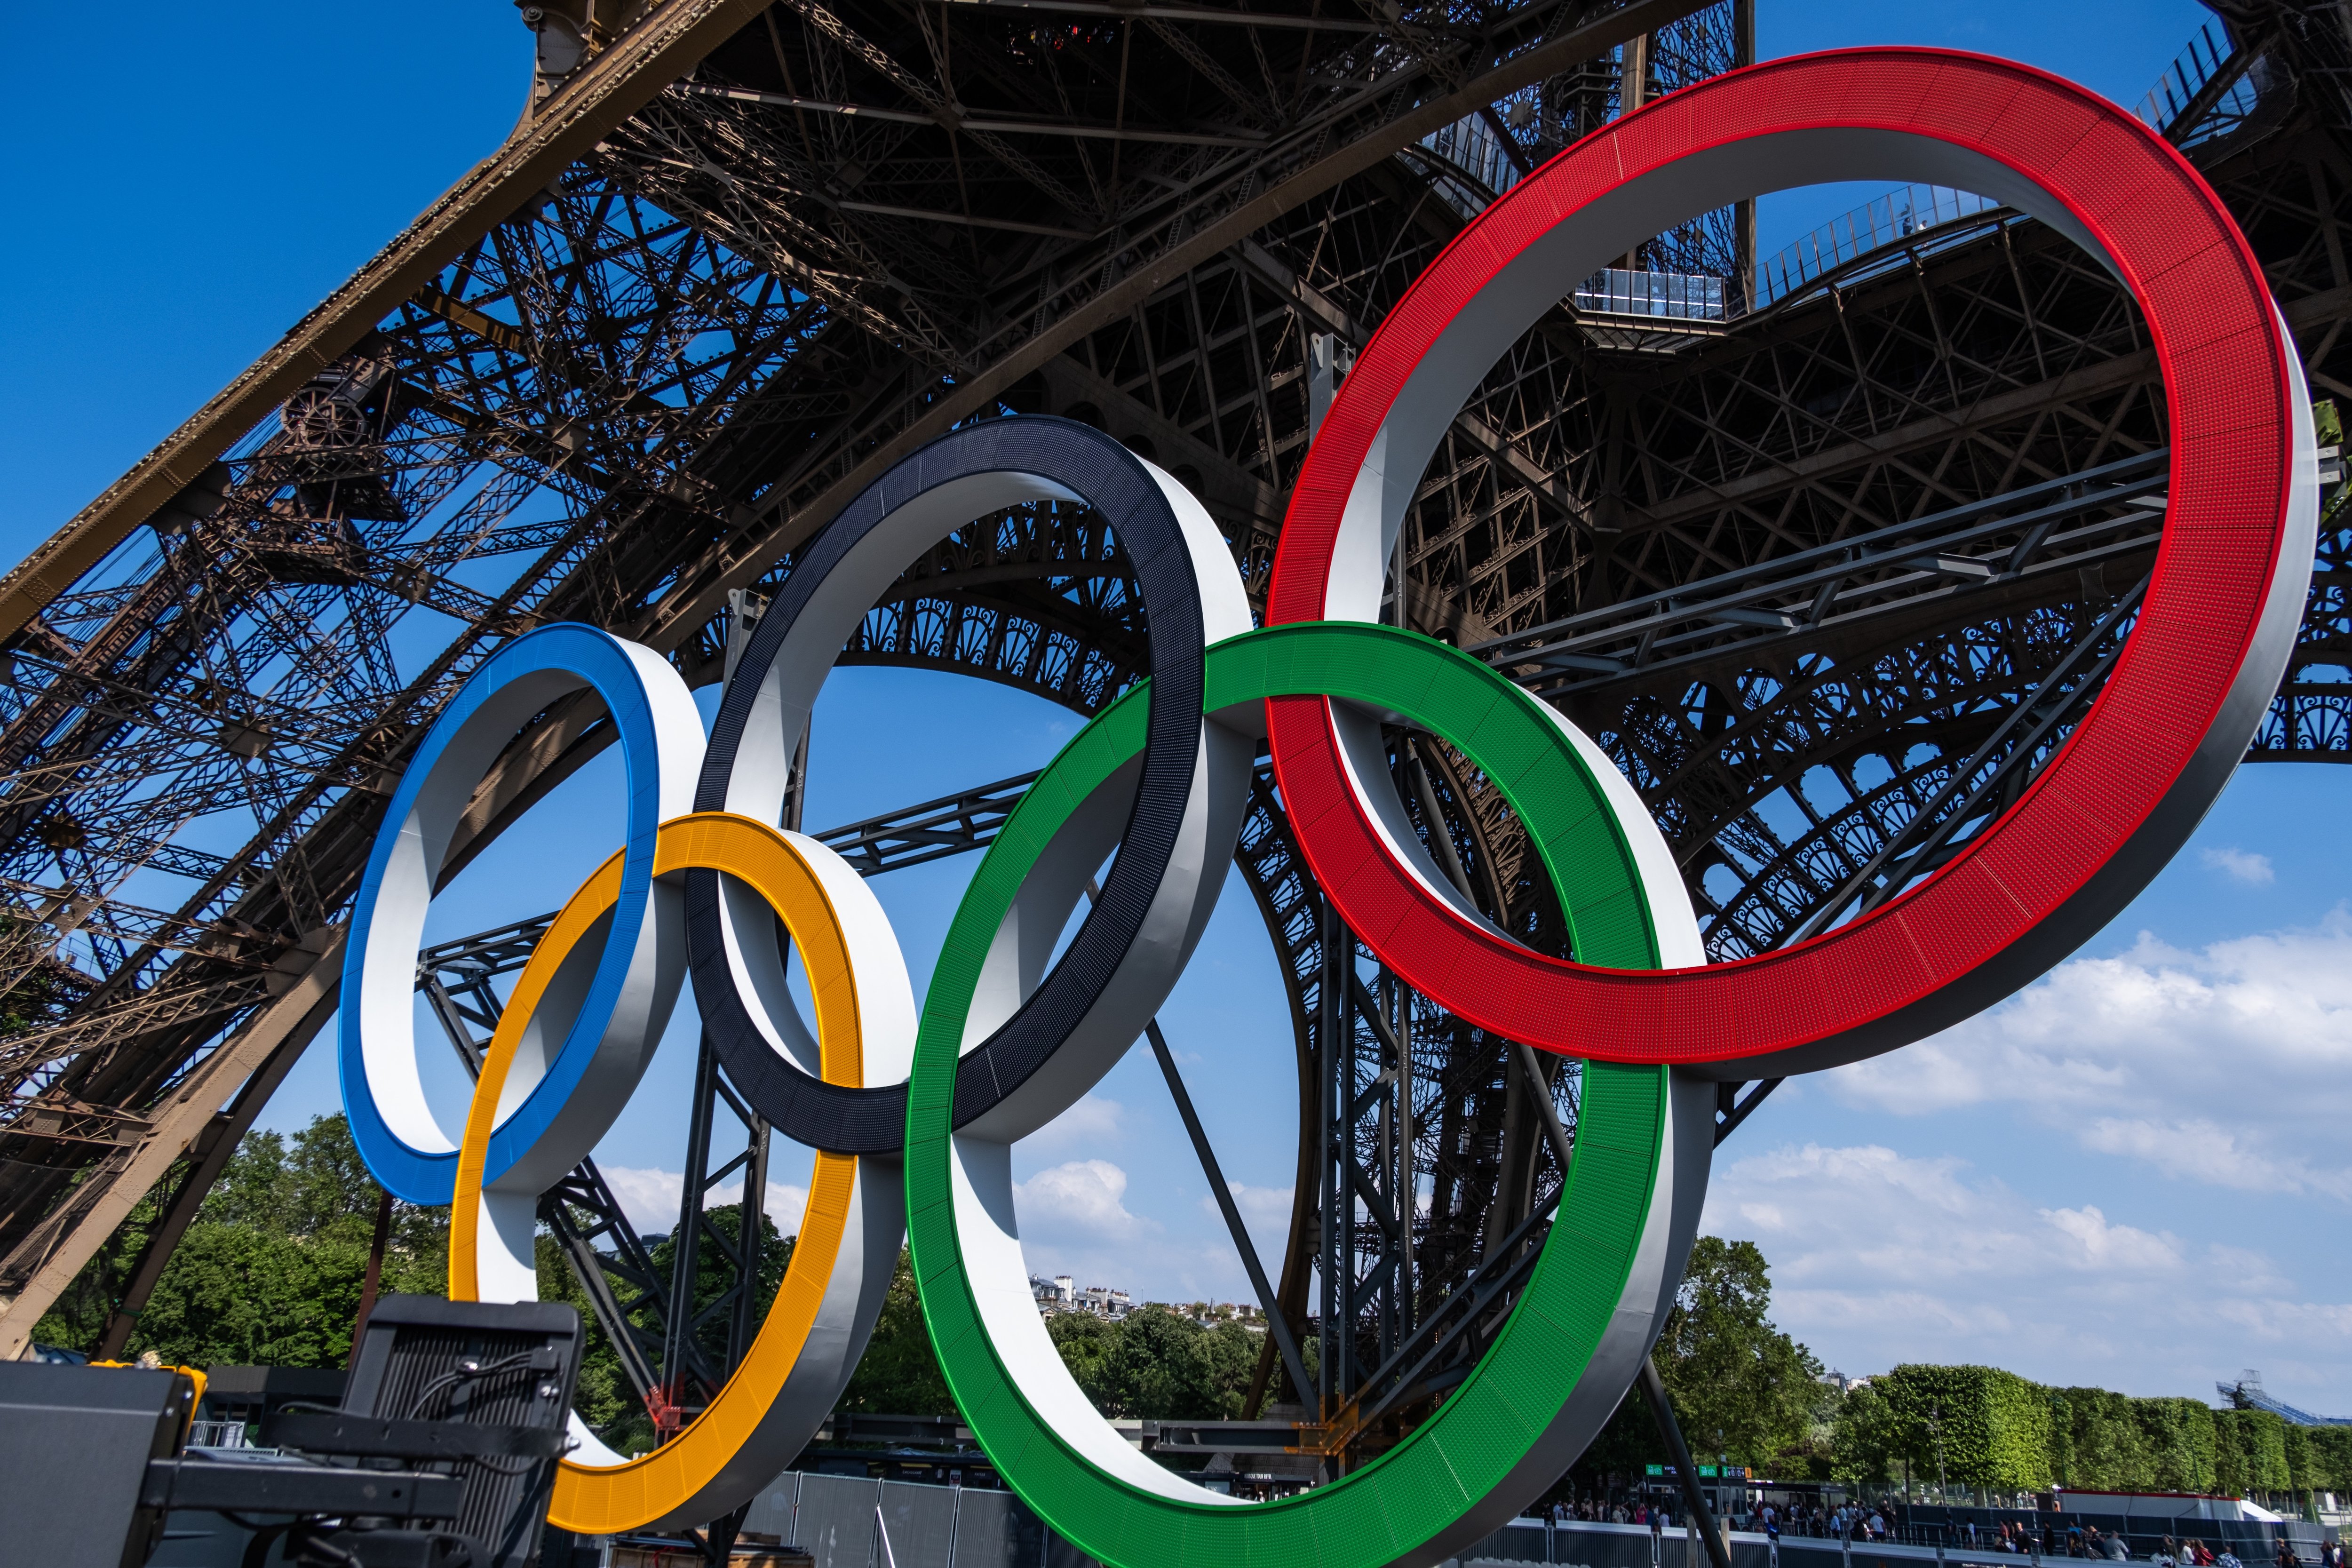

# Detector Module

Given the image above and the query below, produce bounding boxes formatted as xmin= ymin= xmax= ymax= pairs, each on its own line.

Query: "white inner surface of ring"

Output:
xmin=358 ymin=641 xmax=700 ymax=1168
xmin=1311 ymin=131 xmax=2129 ymax=970
xmin=715 ymin=461 xmax=1252 ymax=1096
xmin=713 ymin=454 xmax=1256 ymax=1507
xmin=947 ymin=691 xmax=1717 ymax=1512
xmin=477 ymin=830 xmax=919 ymax=1498
xmin=858 ymin=457 xmax=1254 ymax=1504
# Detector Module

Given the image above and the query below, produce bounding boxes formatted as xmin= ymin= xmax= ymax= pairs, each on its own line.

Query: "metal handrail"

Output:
xmin=1756 ymin=185 xmax=2002 ymax=309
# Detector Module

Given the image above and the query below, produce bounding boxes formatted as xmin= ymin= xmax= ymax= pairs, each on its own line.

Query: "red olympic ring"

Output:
xmin=1267 ymin=49 xmax=2319 ymax=1079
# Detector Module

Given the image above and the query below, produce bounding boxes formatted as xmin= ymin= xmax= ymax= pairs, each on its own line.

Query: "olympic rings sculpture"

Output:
xmin=336 ymin=46 xmax=2315 ymax=1567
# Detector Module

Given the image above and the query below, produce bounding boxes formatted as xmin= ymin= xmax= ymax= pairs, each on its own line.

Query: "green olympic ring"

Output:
xmin=906 ymin=621 xmax=1699 ymax=1568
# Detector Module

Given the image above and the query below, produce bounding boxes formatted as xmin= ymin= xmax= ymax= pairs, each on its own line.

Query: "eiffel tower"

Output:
xmin=0 ymin=0 xmax=2343 ymax=1480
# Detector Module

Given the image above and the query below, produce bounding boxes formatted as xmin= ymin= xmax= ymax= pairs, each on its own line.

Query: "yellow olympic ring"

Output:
xmin=450 ymin=812 xmax=871 ymax=1534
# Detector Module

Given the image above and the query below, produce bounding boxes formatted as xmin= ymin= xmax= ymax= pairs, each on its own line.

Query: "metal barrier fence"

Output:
xmin=1573 ymin=268 xmax=1731 ymax=322
xmin=1467 ymin=1521 xmax=2322 ymax=1568
xmin=2134 ymin=20 xmax=2269 ymax=149
xmin=700 ymin=1482 xmax=2327 ymax=1568
xmin=1752 ymin=185 xmax=2002 ymax=308
xmin=733 ymin=1472 xmax=1051 ymax=1568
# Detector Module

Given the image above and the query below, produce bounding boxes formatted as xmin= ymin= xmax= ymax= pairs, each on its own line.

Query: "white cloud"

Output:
xmin=1203 ymin=1181 xmax=1292 ymax=1225
xmin=1024 ymin=1093 xmax=1125 ymax=1154
xmin=2037 ymin=1203 xmax=2185 ymax=1272
xmin=1700 ymin=1141 xmax=2352 ymax=1398
xmin=596 ymin=1165 xmax=682 ymax=1234
xmin=1016 ymin=1159 xmax=1157 ymax=1240
xmin=593 ymin=1165 xmax=810 ymax=1237
xmin=2201 ymin=846 xmax=2276 ymax=884
xmin=1009 ymin=1158 xmax=1228 ymax=1301
xmin=2075 ymin=1118 xmax=2352 ymax=1200
xmin=1005 ymin=1166 xmax=1304 ymax=1308
xmin=1824 ymin=918 xmax=2352 ymax=1199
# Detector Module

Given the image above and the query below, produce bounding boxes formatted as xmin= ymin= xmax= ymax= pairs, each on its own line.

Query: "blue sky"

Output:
xmin=17 ymin=2 xmax=2345 ymax=1415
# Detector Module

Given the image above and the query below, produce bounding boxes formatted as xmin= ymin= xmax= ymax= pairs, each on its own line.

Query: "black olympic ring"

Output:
xmin=686 ymin=417 xmax=1234 ymax=1155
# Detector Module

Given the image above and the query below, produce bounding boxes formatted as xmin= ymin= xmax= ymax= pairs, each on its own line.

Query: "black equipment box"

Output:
xmin=2 ymin=1297 xmax=582 ymax=1568
xmin=0 ymin=1361 xmax=199 ymax=1568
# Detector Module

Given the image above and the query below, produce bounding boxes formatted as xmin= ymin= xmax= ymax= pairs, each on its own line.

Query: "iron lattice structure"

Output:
xmin=0 ymin=0 xmax=2346 ymax=1478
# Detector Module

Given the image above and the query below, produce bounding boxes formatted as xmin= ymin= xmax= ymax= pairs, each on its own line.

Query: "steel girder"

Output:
xmin=0 ymin=178 xmax=833 ymax=1293
xmin=0 ymin=0 xmax=1720 ymax=1331
xmin=0 ymin=0 xmax=2343 ymax=1443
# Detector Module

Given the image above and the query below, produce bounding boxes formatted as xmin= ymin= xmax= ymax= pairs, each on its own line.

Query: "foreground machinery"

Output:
xmin=0 ymin=0 xmax=2346 ymax=1535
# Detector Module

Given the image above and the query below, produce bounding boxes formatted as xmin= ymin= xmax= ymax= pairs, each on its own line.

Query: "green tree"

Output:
xmin=2216 ymin=1409 xmax=2291 ymax=1498
xmin=33 ymin=1113 xmax=448 ymax=1368
xmin=1832 ymin=1382 xmax=1900 ymax=1485
xmin=1049 ymin=1312 xmax=1118 ymax=1410
xmin=2285 ymin=1423 xmax=2314 ymax=1508
xmin=1098 ymin=1306 xmax=1218 ymax=1418
xmin=2297 ymin=1426 xmax=2352 ymax=1494
xmin=1045 ymin=1306 xmax=1262 ymax=1420
xmin=1653 ymin=1237 xmax=1826 ymax=1467
xmin=2050 ymin=1385 xmax=2148 ymax=1489
xmin=840 ymin=1248 xmax=955 ymax=1416
xmin=1870 ymin=1366 xmax=2051 ymax=1491
xmin=1201 ymin=1320 xmax=1263 ymax=1417
xmin=1563 ymin=1235 xmax=1826 ymax=1489
xmin=534 ymin=1233 xmax=647 ymax=1452
xmin=2134 ymin=1398 xmax=2217 ymax=1494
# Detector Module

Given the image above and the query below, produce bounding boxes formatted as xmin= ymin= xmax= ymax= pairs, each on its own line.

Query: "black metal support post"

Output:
xmin=1637 ymin=1356 xmax=1736 ymax=1568
xmin=1146 ymin=1017 xmax=1315 ymax=1407
xmin=1318 ymin=897 xmax=1348 ymax=1422
xmin=1715 ymin=1078 xmax=1783 ymax=1145
xmin=1514 ymin=1042 xmax=1573 ymax=1172
xmin=542 ymin=1195 xmax=661 ymax=1405
xmin=663 ymin=1032 xmax=725 ymax=1422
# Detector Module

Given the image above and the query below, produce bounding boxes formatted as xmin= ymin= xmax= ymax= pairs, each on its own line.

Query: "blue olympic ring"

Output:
xmin=340 ymin=622 xmax=702 ymax=1204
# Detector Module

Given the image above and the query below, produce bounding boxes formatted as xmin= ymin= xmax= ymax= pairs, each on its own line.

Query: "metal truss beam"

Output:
xmin=627 ymin=0 xmax=1714 ymax=651
xmin=8 ymin=4 xmax=2350 ymax=1488
xmin=0 ymin=0 xmax=778 ymax=643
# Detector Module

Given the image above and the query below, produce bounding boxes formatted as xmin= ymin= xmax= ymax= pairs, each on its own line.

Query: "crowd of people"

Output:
xmin=1538 ymin=1498 xmax=1874 ymax=1538
xmin=1545 ymin=1497 xmax=1677 ymax=1528
xmin=1528 ymin=1496 xmax=2343 ymax=1568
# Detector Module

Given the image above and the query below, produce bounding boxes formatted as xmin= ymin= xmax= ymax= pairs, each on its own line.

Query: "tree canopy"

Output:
xmin=1571 ymin=1234 xmax=1829 ymax=1486
xmin=34 ymin=1113 xmax=447 ymax=1367
xmin=1834 ymin=1366 xmax=2050 ymax=1490
xmin=839 ymin=1248 xmax=955 ymax=1417
xmin=41 ymin=1128 xmax=2352 ymax=1510
xmin=1654 ymin=1237 xmax=1829 ymax=1465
